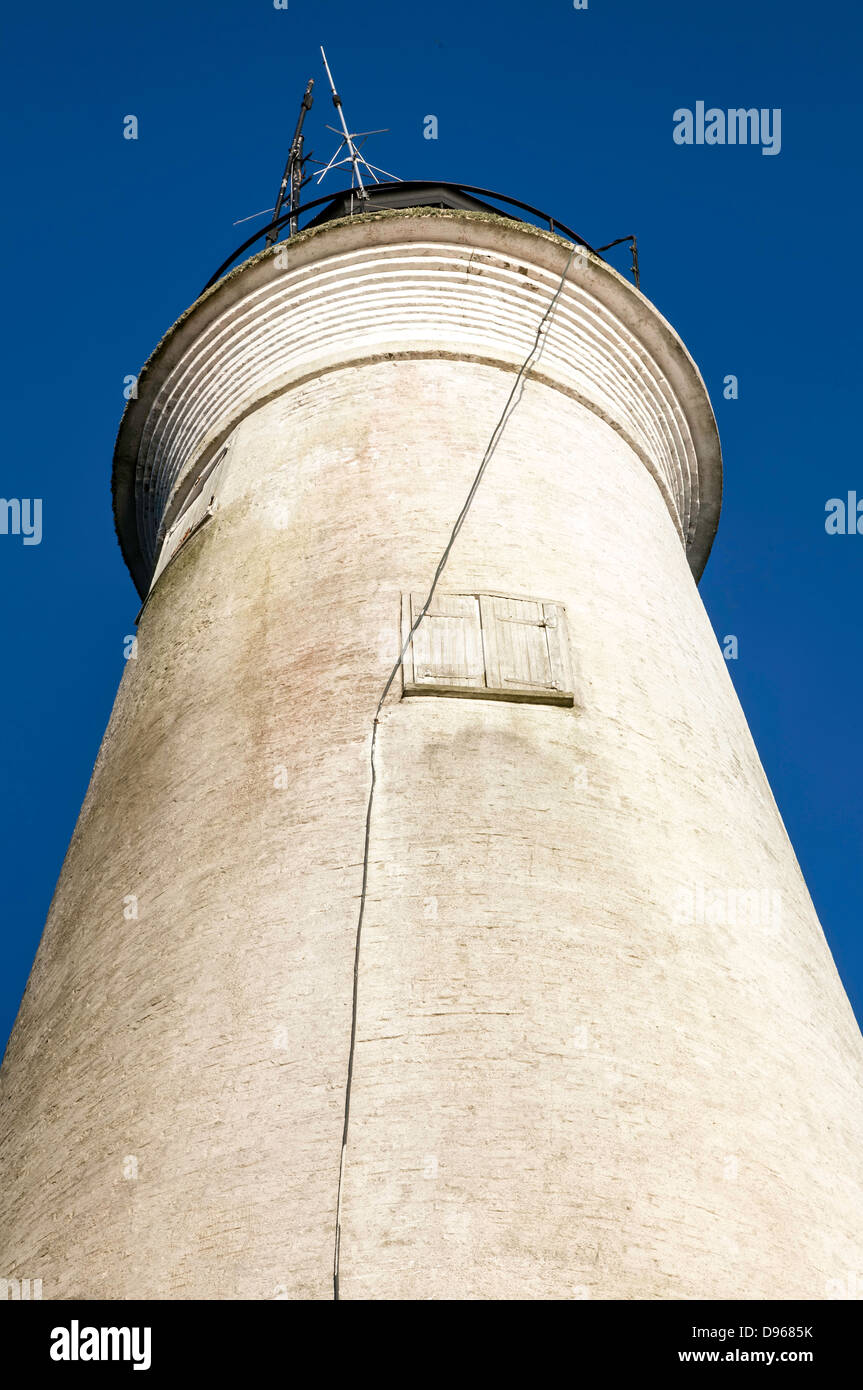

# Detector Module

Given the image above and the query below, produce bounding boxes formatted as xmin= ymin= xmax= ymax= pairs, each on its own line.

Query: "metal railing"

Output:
xmin=201 ymin=180 xmax=602 ymax=294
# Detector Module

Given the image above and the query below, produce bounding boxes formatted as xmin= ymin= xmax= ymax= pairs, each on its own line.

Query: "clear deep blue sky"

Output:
xmin=1 ymin=0 xmax=861 ymax=1051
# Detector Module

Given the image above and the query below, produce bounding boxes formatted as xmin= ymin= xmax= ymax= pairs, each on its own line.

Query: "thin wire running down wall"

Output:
xmin=331 ymin=239 xmax=581 ymax=1300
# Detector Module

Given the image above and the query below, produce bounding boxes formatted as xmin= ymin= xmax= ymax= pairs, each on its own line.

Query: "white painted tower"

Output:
xmin=2 ymin=201 xmax=862 ymax=1301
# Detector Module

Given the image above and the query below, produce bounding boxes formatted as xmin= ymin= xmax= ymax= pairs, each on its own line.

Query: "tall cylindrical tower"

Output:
xmin=2 ymin=204 xmax=862 ymax=1300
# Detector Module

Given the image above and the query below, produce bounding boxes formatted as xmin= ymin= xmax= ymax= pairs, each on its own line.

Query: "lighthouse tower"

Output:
xmin=2 ymin=188 xmax=862 ymax=1302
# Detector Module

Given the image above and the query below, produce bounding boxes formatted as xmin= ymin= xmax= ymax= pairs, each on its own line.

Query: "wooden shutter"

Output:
xmin=403 ymin=593 xmax=486 ymax=694
xmin=149 ymin=448 xmax=228 ymax=591
xmin=479 ymin=595 xmax=574 ymax=704
xmin=540 ymin=602 xmax=573 ymax=699
xmin=401 ymin=592 xmax=574 ymax=706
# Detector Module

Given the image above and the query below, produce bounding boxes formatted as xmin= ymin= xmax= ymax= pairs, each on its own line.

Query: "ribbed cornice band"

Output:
xmin=113 ymin=209 xmax=722 ymax=596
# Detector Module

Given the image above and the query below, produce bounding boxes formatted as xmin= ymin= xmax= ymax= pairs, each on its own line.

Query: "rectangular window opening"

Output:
xmin=402 ymin=591 xmax=575 ymax=706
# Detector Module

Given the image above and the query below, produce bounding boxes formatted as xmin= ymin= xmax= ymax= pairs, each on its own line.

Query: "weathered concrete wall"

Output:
xmin=1 ymin=212 xmax=862 ymax=1300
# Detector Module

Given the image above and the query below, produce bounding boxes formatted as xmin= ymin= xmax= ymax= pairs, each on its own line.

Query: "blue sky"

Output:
xmin=1 ymin=0 xmax=861 ymax=1050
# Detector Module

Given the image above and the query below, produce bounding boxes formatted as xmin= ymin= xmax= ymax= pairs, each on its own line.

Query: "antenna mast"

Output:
xmin=320 ymin=47 xmax=367 ymax=197
xmin=266 ymin=78 xmax=315 ymax=245
xmin=314 ymin=46 xmax=400 ymax=194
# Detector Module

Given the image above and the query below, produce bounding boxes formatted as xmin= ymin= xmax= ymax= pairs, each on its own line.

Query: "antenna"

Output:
xmin=313 ymin=46 xmax=400 ymax=195
xmin=266 ymin=78 xmax=315 ymax=246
